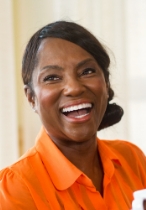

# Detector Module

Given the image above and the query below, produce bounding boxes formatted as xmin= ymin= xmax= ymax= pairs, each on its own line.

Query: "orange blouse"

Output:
xmin=0 ymin=128 xmax=146 ymax=210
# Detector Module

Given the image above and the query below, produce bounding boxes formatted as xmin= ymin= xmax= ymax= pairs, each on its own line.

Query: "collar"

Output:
xmin=35 ymin=128 xmax=121 ymax=190
xmin=35 ymin=127 xmax=82 ymax=191
xmin=97 ymin=138 xmax=122 ymax=179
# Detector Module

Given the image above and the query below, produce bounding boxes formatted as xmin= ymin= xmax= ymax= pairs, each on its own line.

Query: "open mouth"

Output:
xmin=61 ymin=103 xmax=93 ymax=119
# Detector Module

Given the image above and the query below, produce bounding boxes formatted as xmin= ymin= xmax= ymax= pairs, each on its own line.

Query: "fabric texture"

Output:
xmin=0 ymin=127 xmax=146 ymax=210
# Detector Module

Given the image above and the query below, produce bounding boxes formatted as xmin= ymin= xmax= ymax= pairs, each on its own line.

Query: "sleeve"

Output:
xmin=121 ymin=141 xmax=146 ymax=188
xmin=107 ymin=139 xmax=146 ymax=187
xmin=0 ymin=168 xmax=37 ymax=210
xmin=125 ymin=141 xmax=146 ymax=187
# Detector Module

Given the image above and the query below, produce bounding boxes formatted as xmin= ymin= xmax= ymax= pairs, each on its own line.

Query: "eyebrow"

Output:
xmin=41 ymin=58 xmax=96 ymax=72
xmin=75 ymin=58 xmax=96 ymax=70
xmin=41 ymin=65 xmax=63 ymax=71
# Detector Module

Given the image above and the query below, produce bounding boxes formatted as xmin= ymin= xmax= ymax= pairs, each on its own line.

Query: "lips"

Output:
xmin=61 ymin=103 xmax=93 ymax=119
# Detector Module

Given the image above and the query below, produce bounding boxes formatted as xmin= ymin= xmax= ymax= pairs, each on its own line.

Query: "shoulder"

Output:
xmin=101 ymin=139 xmax=146 ymax=177
xmin=0 ymin=147 xmax=40 ymax=209
xmin=6 ymin=146 xmax=38 ymax=172
xmin=0 ymin=146 xmax=40 ymax=184
xmin=103 ymin=139 xmax=146 ymax=160
xmin=0 ymin=166 xmax=26 ymax=187
xmin=0 ymin=167 xmax=37 ymax=209
xmin=99 ymin=139 xmax=146 ymax=187
xmin=0 ymin=147 xmax=38 ymax=205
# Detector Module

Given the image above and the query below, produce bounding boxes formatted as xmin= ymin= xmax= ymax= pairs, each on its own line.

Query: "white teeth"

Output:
xmin=62 ymin=103 xmax=92 ymax=113
xmin=74 ymin=113 xmax=89 ymax=118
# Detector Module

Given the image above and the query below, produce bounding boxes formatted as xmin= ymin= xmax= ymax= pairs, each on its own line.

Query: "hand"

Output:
xmin=143 ymin=200 xmax=146 ymax=210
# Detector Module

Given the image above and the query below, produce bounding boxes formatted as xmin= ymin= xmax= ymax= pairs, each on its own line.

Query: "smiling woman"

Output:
xmin=0 ymin=21 xmax=146 ymax=210
xmin=27 ymin=38 xmax=109 ymax=143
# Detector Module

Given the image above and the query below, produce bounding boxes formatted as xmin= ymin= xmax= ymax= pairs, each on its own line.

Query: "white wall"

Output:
xmin=0 ymin=0 xmax=18 ymax=168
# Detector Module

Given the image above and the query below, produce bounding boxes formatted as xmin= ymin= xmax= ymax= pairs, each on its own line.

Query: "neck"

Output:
xmin=51 ymin=134 xmax=103 ymax=194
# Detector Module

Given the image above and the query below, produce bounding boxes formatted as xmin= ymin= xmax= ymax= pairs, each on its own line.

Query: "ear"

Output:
xmin=24 ymin=85 xmax=37 ymax=112
xmin=106 ymin=82 xmax=109 ymax=99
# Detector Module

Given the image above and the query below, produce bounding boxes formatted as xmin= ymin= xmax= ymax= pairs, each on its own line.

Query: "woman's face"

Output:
xmin=28 ymin=38 xmax=108 ymax=143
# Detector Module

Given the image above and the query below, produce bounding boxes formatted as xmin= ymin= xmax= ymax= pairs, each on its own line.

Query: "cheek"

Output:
xmin=34 ymin=87 xmax=60 ymax=111
xmin=89 ymin=78 xmax=108 ymax=98
xmin=90 ymin=79 xmax=108 ymax=114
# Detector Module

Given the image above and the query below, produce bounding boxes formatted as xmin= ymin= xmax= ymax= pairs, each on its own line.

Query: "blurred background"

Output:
xmin=0 ymin=0 xmax=146 ymax=169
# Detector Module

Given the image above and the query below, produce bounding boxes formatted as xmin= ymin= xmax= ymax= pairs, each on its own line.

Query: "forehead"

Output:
xmin=36 ymin=38 xmax=97 ymax=67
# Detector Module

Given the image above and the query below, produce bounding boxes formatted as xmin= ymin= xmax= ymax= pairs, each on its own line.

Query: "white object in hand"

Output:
xmin=132 ymin=189 xmax=146 ymax=210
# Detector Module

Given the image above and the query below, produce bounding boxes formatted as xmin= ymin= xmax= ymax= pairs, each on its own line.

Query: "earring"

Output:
xmin=33 ymin=108 xmax=37 ymax=112
xmin=31 ymin=104 xmax=36 ymax=112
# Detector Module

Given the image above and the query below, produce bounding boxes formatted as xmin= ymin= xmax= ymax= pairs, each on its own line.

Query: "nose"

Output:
xmin=63 ymin=77 xmax=85 ymax=97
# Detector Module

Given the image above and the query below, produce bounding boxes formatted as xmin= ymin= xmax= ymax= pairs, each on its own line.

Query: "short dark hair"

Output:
xmin=22 ymin=20 xmax=123 ymax=130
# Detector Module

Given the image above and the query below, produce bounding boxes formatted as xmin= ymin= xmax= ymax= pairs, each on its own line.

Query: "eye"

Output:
xmin=43 ymin=75 xmax=60 ymax=82
xmin=82 ymin=68 xmax=96 ymax=76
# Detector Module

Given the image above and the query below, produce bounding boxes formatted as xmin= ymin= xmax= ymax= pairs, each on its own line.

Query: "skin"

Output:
xmin=144 ymin=200 xmax=146 ymax=210
xmin=25 ymin=38 xmax=109 ymax=194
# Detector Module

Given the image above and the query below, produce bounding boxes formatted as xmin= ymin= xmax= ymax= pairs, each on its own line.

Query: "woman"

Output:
xmin=0 ymin=21 xmax=146 ymax=210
